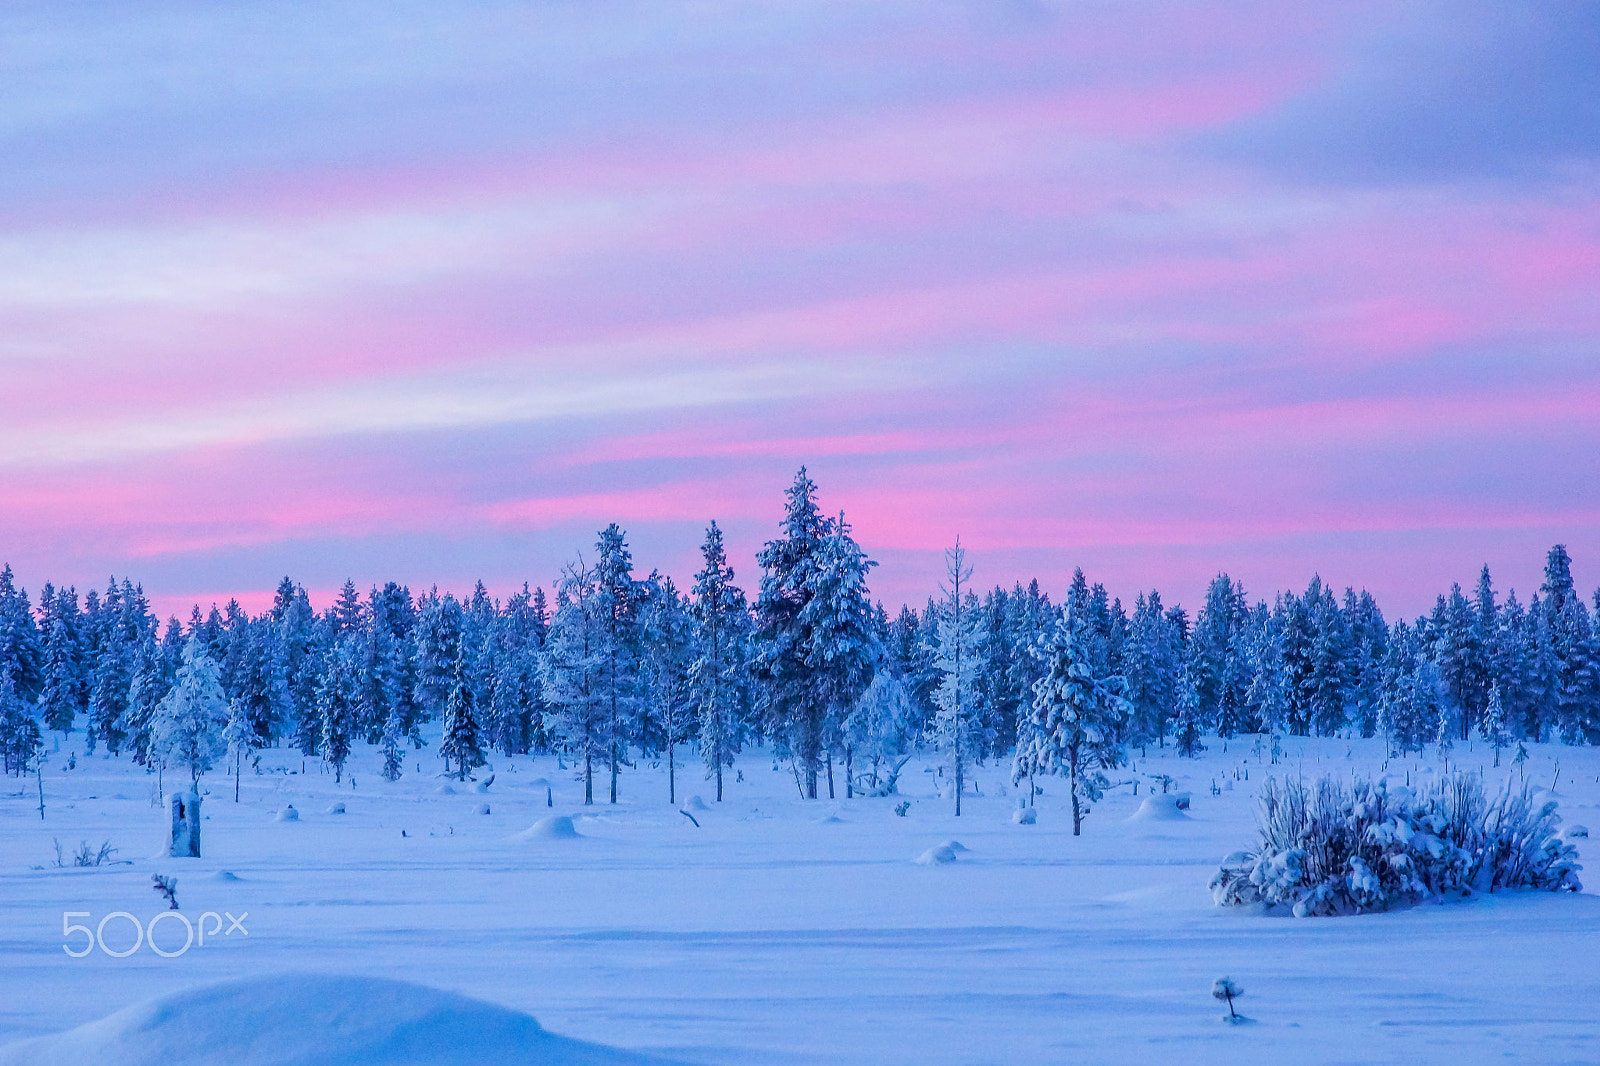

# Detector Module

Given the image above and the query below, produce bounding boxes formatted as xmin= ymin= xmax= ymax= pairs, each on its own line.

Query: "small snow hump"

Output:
xmin=1012 ymin=807 xmax=1037 ymax=825
xmin=274 ymin=805 xmax=299 ymax=822
xmin=1127 ymin=795 xmax=1190 ymax=822
xmin=686 ymin=795 xmax=710 ymax=811
xmin=325 ymin=802 xmax=346 ymax=815
xmin=915 ymin=840 xmax=968 ymax=865
xmin=0 ymin=973 xmax=680 ymax=1065
xmin=518 ymin=815 xmax=580 ymax=841
xmin=474 ymin=803 xmax=491 ymax=816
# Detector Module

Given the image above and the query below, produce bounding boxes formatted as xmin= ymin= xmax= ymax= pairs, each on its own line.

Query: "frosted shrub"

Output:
xmin=1211 ymin=773 xmax=1582 ymax=916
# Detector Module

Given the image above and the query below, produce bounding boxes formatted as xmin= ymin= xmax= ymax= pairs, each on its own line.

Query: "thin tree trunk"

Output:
xmin=715 ymin=756 xmax=723 ymax=802
xmin=806 ymin=763 xmax=817 ymax=800
xmin=668 ymin=736 xmax=676 ymax=805
xmin=585 ymin=751 xmax=593 ymax=805
xmin=845 ymin=749 xmax=853 ymax=799
xmin=826 ymin=753 xmax=835 ymax=799
xmin=610 ymin=741 xmax=619 ymax=804
xmin=1069 ymin=749 xmax=1083 ymax=835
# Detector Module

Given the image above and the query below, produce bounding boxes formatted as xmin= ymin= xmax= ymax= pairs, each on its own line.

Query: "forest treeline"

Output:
xmin=3 ymin=469 xmax=1598 ymax=803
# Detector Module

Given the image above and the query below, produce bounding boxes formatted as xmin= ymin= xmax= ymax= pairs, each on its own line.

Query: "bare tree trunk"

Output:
xmin=668 ymin=736 xmax=676 ymax=805
xmin=806 ymin=763 xmax=818 ymax=799
xmin=1069 ymin=747 xmax=1083 ymax=835
xmin=610 ymin=741 xmax=619 ymax=804
xmin=845 ymin=749 xmax=853 ymax=799
xmin=715 ymin=756 xmax=723 ymax=802
xmin=954 ymin=754 xmax=963 ymax=816
xmin=584 ymin=751 xmax=593 ymax=805
xmin=826 ymin=752 xmax=835 ymax=799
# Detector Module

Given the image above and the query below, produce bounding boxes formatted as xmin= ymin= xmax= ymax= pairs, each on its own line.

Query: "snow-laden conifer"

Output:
xmin=928 ymin=538 xmax=990 ymax=816
xmin=843 ymin=672 xmax=915 ymax=797
xmin=690 ymin=522 xmax=751 ymax=802
xmin=150 ymin=637 xmax=229 ymax=784
xmin=1013 ymin=603 xmax=1130 ymax=835
xmin=440 ymin=652 xmax=486 ymax=781
xmin=541 ymin=561 xmax=610 ymax=804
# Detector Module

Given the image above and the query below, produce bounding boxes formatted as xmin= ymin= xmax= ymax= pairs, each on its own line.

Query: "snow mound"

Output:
xmin=474 ymin=803 xmax=491 ymax=815
xmin=274 ymin=805 xmax=300 ymax=822
xmin=326 ymin=802 xmax=346 ymax=815
xmin=1564 ymin=824 xmax=1588 ymax=840
xmin=1011 ymin=807 xmax=1037 ymax=825
xmin=211 ymin=871 xmax=241 ymax=882
xmin=519 ymin=815 xmax=580 ymax=840
xmin=0 ymin=973 xmax=675 ymax=1066
xmin=915 ymin=840 xmax=968 ymax=865
xmin=815 ymin=814 xmax=846 ymax=825
xmin=435 ymin=784 xmax=457 ymax=795
xmin=1127 ymin=795 xmax=1190 ymax=822
xmin=686 ymin=795 xmax=710 ymax=811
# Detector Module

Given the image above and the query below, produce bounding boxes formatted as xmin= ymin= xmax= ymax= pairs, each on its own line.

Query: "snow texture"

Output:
xmin=3 ymin=734 xmax=1597 ymax=1065
xmin=0 ymin=974 xmax=676 ymax=1065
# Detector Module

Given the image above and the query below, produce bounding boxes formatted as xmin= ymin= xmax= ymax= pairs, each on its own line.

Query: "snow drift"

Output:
xmin=519 ymin=815 xmax=580 ymax=840
xmin=0 ymin=973 xmax=676 ymax=1066
xmin=1127 ymin=795 xmax=1190 ymax=822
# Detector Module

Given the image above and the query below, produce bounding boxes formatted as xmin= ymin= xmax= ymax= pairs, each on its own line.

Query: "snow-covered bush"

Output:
xmin=1211 ymin=773 xmax=1582 ymax=916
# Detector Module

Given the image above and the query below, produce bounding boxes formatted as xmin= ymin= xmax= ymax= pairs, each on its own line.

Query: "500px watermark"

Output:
xmin=62 ymin=910 xmax=248 ymax=958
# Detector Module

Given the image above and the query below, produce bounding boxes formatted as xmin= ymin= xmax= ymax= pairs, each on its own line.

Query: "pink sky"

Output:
xmin=2 ymin=0 xmax=1596 ymax=622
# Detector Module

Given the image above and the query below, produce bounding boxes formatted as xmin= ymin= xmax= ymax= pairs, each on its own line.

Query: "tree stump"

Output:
xmin=170 ymin=789 xmax=202 ymax=857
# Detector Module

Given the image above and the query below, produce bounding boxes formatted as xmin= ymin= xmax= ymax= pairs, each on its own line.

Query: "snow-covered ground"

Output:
xmin=2 ymin=736 xmax=1596 ymax=1065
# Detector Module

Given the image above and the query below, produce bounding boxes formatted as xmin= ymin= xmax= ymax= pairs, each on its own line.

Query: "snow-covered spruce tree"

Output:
xmin=1172 ymin=660 xmax=1206 ymax=758
xmin=690 ymin=521 xmax=752 ymax=802
xmin=1014 ymin=604 xmax=1131 ymax=835
xmin=412 ymin=591 xmax=464 ymax=731
xmin=440 ymin=652 xmax=486 ymax=781
xmin=755 ymin=471 xmax=878 ymax=800
xmin=37 ymin=588 xmax=85 ymax=734
xmin=0 ymin=668 xmax=43 ymax=776
xmin=639 ymin=573 xmax=694 ymax=805
xmin=754 ymin=469 xmax=833 ymax=799
xmin=541 ymin=561 xmax=610 ymax=804
xmin=0 ymin=567 xmax=44 ymax=717
xmin=1482 ymin=681 xmax=1508 ymax=767
xmin=232 ymin=620 xmax=291 ymax=747
xmin=88 ymin=636 xmax=131 ymax=755
xmin=150 ymin=637 xmax=229 ymax=785
xmin=798 ymin=510 xmax=880 ymax=800
xmin=317 ymin=637 xmax=359 ymax=783
xmin=223 ymin=697 xmax=254 ymax=802
xmin=1124 ymin=590 xmax=1177 ymax=749
xmin=843 ymin=672 xmax=916 ymax=797
xmin=928 ymin=538 xmax=990 ymax=816
xmin=593 ymin=524 xmax=642 ymax=804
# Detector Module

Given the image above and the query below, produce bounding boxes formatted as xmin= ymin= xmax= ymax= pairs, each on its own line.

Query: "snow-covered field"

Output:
xmin=2 ymin=736 xmax=1596 ymax=1065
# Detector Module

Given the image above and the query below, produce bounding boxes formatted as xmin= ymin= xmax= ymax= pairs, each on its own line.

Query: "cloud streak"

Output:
xmin=1 ymin=0 xmax=1595 ymax=619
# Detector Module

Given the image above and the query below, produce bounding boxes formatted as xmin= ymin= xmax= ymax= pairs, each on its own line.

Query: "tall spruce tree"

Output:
xmin=928 ymin=539 xmax=988 ymax=816
xmin=690 ymin=521 xmax=751 ymax=802
xmin=1014 ymin=602 xmax=1130 ymax=835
